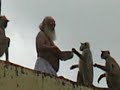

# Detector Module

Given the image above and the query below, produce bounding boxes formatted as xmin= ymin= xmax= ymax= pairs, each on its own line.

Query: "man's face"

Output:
xmin=46 ymin=19 xmax=56 ymax=31
xmin=44 ymin=20 xmax=56 ymax=41
xmin=43 ymin=18 xmax=56 ymax=41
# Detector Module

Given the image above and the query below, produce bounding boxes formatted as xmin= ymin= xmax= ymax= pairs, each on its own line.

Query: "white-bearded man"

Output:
xmin=34 ymin=16 xmax=73 ymax=76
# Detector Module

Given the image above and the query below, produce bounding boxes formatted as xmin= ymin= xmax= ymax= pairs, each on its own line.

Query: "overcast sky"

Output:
xmin=1 ymin=0 xmax=120 ymax=88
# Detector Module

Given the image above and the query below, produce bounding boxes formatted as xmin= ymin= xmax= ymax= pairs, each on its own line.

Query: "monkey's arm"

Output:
xmin=5 ymin=48 xmax=9 ymax=61
xmin=94 ymin=63 xmax=107 ymax=72
xmin=70 ymin=64 xmax=79 ymax=70
xmin=98 ymin=73 xmax=106 ymax=83
xmin=72 ymin=48 xmax=84 ymax=60
xmin=5 ymin=37 xmax=10 ymax=62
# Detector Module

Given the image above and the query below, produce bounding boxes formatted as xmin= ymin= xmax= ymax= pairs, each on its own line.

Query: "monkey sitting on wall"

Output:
xmin=94 ymin=50 xmax=120 ymax=90
xmin=0 ymin=16 xmax=10 ymax=61
xmin=70 ymin=42 xmax=93 ymax=87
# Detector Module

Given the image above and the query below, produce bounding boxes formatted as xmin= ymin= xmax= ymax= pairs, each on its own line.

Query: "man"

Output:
xmin=0 ymin=15 xmax=10 ymax=61
xmin=34 ymin=16 xmax=73 ymax=76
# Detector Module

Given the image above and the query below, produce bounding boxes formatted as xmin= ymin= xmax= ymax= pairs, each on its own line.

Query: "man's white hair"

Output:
xmin=39 ymin=16 xmax=55 ymax=31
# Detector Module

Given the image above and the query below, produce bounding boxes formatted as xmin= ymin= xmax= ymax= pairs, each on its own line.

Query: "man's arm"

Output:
xmin=59 ymin=51 xmax=73 ymax=60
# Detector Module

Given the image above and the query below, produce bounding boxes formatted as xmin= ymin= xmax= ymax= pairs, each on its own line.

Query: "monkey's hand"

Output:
xmin=93 ymin=63 xmax=98 ymax=67
xmin=70 ymin=64 xmax=78 ymax=70
xmin=72 ymin=48 xmax=83 ymax=59
xmin=70 ymin=65 xmax=75 ymax=70
xmin=72 ymin=48 xmax=76 ymax=53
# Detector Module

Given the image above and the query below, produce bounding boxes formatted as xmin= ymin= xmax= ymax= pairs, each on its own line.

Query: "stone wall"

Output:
xmin=0 ymin=60 xmax=111 ymax=90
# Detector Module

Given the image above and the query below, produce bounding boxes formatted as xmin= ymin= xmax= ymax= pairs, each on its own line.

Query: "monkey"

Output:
xmin=94 ymin=50 xmax=120 ymax=90
xmin=70 ymin=42 xmax=93 ymax=87
xmin=0 ymin=16 xmax=10 ymax=61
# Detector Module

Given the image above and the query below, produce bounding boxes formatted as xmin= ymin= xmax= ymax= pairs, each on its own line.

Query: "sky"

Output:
xmin=1 ymin=0 xmax=120 ymax=88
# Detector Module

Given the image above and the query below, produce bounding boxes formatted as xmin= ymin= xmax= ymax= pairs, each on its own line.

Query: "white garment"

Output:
xmin=34 ymin=57 xmax=57 ymax=76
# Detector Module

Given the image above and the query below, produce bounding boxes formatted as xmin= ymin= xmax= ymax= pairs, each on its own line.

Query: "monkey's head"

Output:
xmin=0 ymin=15 xmax=9 ymax=29
xmin=101 ymin=50 xmax=110 ymax=60
xmin=80 ymin=42 xmax=90 ymax=51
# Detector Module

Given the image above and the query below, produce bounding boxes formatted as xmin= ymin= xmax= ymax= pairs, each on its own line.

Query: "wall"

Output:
xmin=0 ymin=60 xmax=111 ymax=90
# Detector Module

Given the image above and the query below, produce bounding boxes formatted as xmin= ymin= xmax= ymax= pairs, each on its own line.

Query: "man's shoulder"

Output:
xmin=36 ymin=31 xmax=46 ymax=39
xmin=38 ymin=31 xmax=45 ymax=35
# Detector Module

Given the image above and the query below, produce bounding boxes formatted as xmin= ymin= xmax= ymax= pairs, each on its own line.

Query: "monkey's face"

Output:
xmin=3 ymin=21 xmax=8 ymax=28
xmin=101 ymin=50 xmax=110 ymax=59
xmin=0 ymin=20 xmax=8 ymax=28
xmin=80 ymin=42 xmax=90 ymax=51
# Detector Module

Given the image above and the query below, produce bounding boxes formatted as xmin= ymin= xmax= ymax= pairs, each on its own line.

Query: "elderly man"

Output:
xmin=0 ymin=15 xmax=10 ymax=61
xmin=34 ymin=16 xmax=73 ymax=76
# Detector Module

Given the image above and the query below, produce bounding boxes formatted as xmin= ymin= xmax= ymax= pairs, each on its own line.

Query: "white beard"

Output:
xmin=44 ymin=28 xmax=56 ymax=41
